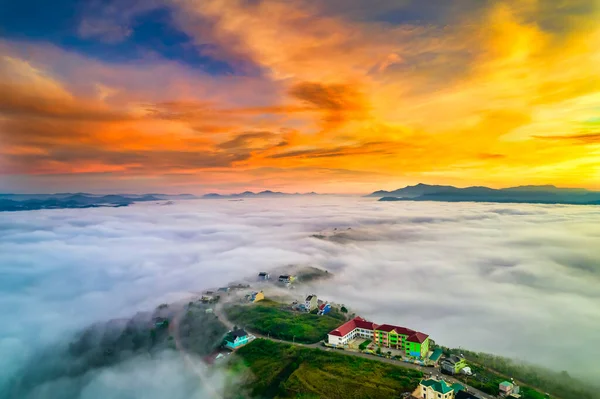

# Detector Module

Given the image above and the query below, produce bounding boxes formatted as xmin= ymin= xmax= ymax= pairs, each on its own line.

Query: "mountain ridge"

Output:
xmin=371 ymin=184 xmax=600 ymax=205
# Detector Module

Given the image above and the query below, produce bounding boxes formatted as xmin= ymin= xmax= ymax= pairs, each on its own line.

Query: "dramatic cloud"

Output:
xmin=1 ymin=198 xmax=599 ymax=397
xmin=1 ymin=1 xmax=600 ymax=192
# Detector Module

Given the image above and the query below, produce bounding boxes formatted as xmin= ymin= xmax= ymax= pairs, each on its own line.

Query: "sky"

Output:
xmin=1 ymin=198 xmax=599 ymax=397
xmin=0 ymin=0 xmax=599 ymax=194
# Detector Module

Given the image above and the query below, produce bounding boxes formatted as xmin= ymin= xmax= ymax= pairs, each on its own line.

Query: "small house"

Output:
xmin=224 ymin=328 xmax=253 ymax=350
xmin=278 ymin=275 xmax=296 ymax=284
xmin=258 ymin=272 xmax=270 ymax=280
xmin=217 ymin=287 xmax=230 ymax=294
xmin=244 ymin=291 xmax=265 ymax=303
xmin=428 ymin=348 xmax=443 ymax=366
xmin=252 ymin=291 xmax=265 ymax=302
xmin=416 ymin=378 xmax=464 ymax=399
xmin=201 ymin=292 xmax=215 ymax=302
xmin=317 ymin=303 xmax=331 ymax=315
xmin=441 ymin=355 xmax=468 ymax=375
xmin=499 ymin=381 xmax=520 ymax=397
xmin=305 ymin=294 xmax=318 ymax=311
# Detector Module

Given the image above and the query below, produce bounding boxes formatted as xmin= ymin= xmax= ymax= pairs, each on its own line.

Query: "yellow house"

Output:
xmin=415 ymin=378 xmax=464 ymax=399
xmin=252 ymin=291 xmax=264 ymax=302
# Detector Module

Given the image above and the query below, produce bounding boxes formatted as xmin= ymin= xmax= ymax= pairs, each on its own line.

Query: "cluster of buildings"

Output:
xmin=257 ymin=272 xmax=297 ymax=287
xmin=292 ymin=293 xmax=332 ymax=315
xmin=327 ymin=316 xmax=430 ymax=359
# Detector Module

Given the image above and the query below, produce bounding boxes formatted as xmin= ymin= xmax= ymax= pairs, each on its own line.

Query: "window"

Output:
xmin=438 ymin=394 xmax=441 ymax=398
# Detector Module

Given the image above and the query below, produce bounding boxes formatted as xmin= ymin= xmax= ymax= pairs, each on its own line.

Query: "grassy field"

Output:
xmin=234 ymin=339 xmax=423 ymax=399
xmin=225 ymin=299 xmax=345 ymax=344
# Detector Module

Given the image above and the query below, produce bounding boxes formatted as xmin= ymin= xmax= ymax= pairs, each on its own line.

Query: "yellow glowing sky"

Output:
xmin=0 ymin=0 xmax=599 ymax=193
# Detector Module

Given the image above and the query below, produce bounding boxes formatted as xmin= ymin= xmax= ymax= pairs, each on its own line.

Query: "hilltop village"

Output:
xmin=193 ymin=266 xmax=538 ymax=399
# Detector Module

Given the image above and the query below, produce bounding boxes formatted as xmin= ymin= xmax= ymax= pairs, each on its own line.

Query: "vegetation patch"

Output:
xmin=235 ymin=339 xmax=423 ymax=398
xmin=359 ymin=340 xmax=372 ymax=350
xmin=225 ymin=299 xmax=344 ymax=344
xmin=445 ymin=348 xmax=595 ymax=399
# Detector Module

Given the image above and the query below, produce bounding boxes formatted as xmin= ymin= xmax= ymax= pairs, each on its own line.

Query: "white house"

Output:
xmin=305 ymin=294 xmax=318 ymax=311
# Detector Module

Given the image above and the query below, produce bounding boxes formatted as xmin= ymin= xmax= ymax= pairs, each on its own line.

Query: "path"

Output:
xmin=212 ymin=303 xmax=494 ymax=399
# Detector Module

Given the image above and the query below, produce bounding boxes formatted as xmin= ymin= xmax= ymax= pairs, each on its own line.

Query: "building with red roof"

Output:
xmin=327 ymin=316 xmax=430 ymax=359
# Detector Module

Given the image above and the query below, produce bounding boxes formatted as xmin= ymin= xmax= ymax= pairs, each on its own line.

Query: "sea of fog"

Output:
xmin=1 ymin=197 xmax=599 ymax=396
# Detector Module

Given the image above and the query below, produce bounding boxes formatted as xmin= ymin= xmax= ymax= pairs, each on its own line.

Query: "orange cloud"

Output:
xmin=1 ymin=1 xmax=600 ymax=192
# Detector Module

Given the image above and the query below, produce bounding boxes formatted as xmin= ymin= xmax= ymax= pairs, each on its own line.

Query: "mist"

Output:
xmin=1 ymin=197 xmax=599 ymax=396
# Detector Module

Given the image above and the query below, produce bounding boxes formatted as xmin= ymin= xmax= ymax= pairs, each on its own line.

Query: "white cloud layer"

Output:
xmin=1 ymin=197 xmax=599 ymax=394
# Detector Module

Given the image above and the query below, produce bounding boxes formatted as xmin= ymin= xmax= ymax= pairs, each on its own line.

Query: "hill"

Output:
xmin=370 ymin=184 xmax=600 ymax=205
xmin=232 ymin=339 xmax=424 ymax=398
xmin=0 ymin=193 xmax=196 ymax=212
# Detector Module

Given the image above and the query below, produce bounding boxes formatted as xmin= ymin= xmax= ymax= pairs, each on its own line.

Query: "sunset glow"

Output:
xmin=1 ymin=0 xmax=599 ymax=193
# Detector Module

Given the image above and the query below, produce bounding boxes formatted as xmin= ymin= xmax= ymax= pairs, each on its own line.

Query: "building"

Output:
xmin=305 ymin=294 xmax=318 ymax=311
xmin=416 ymin=378 xmax=465 ymax=399
xmin=327 ymin=316 xmax=430 ymax=359
xmin=374 ymin=324 xmax=430 ymax=358
xmin=223 ymin=328 xmax=254 ymax=350
xmin=317 ymin=303 xmax=331 ymax=315
xmin=429 ymin=348 xmax=444 ymax=365
xmin=258 ymin=272 xmax=270 ymax=280
xmin=217 ymin=287 xmax=230 ymax=294
xmin=499 ymin=381 xmax=520 ymax=397
xmin=441 ymin=355 xmax=468 ymax=375
xmin=245 ymin=291 xmax=265 ymax=303
xmin=201 ymin=291 xmax=215 ymax=302
xmin=278 ymin=275 xmax=296 ymax=284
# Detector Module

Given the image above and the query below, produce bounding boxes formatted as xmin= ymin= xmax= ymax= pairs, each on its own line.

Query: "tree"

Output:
xmin=376 ymin=347 xmax=382 ymax=355
xmin=340 ymin=306 xmax=348 ymax=313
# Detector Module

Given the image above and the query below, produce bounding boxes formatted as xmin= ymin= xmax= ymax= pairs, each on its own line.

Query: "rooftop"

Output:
xmin=500 ymin=381 xmax=514 ymax=388
xmin=420 ymin=378 xmax=454 ymax=394
xmin=429 ymin=348 xmax=443 ymax=362
xmin=306 ymin=295 xmax=315 ymax=301
xmin=329 ymin=317 xmax=428 ymax=341
xmin=329 ymin=316 xmax=372 ymax=337
xmin=225 ymin=328 xmax=247 ymax=342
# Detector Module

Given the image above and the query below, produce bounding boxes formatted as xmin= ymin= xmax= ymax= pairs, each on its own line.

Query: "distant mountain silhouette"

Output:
xmin=202 ymin=191 xmax=319 ymax=199
xmin=0 ymin=193 xmax=197 ymax=212
xmin=371 ymin=184 xmax=600 ymax=205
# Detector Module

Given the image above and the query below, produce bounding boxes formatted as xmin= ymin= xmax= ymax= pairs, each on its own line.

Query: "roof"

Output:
xmin=407 ymin=331 xmax=429 ymax=343
xmin=329 ymin=316 xmax=373 ymax=337
xmin=354 ymin=318 xmax=377 ymax=330
xmin=500 ymin=381 xmax=514 ymax=388
xmin=443 ymin=355 xmax=464 ymax=365
xmin=306 ymin=295 xmax=315 ymax=301
xmin=456 ymin=391 xmax=480 ymax=399
xmin=420 ymin=378 xmax=454 ymax=394
xmin=218 ymin=287 xmax=229 ymax=291
xmin=375 ymin=324 xmax=399 ymax=332
xmin=451 ymin=383 xmax=465 ymax=392
xmin=258 ymin=272 xmax=268 ymax=276
xmin=225 ymin=328 xmax=248 ymax=341
xmin=279 ymin=274 xmax=290 ymax=279
xmin=375 ymin=324 xmax=428 ymax=342
xmin=429 ymin=348 xmax=443 ymax=361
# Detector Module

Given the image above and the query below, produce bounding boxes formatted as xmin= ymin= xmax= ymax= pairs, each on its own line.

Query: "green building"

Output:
xmin=373 ymin=324 xmax=430 ymax=358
